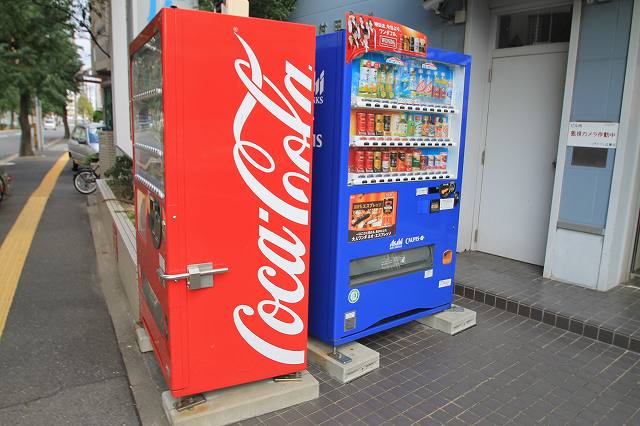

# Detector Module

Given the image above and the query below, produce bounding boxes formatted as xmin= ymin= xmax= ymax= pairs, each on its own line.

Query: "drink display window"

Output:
xmin=347 ymin=52 xmax=464 ymax=186
xmin=131 ymin=32 xmax=164 ymax=198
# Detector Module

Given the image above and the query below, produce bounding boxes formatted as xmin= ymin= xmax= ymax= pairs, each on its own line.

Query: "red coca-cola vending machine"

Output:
xmin=129 ymin=8 xmax=315 ymax=398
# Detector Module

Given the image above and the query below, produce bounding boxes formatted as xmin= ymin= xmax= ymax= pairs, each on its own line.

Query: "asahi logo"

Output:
xmin=314 ymin=70 xmax=325 ymax=105
xmin=231 ymin=32 xmax=313 ymax=365
xmin=389 ymin=238 xmax=403 ymax=250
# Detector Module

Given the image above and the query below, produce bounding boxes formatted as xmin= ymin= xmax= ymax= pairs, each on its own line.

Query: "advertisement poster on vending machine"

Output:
xmin=349 ymin=192 xmax=398 ymax=242
xmin=345 ymin=13 xmax=427 ymax=63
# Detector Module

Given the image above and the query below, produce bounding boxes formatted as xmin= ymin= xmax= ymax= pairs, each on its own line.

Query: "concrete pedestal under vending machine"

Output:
xmin=309 ymin=14 xmax=471 ymax=347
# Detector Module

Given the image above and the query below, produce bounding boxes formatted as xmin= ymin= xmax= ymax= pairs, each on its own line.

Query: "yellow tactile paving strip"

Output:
xmin=0 ymin=153 xmax=68 ymax=338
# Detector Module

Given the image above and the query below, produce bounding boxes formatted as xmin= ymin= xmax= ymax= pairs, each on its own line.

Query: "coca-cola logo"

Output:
xmin=231 ymin=32 xmax=313 ymax=365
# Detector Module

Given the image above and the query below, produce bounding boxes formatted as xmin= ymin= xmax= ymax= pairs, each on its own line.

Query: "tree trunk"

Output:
xmin=10 ymin=110 xmax=15 ymax=129
xmin=19 ymin=90 xmax=34 ymax=157
xmin=62 ymin=104 xmax=70 ymax=139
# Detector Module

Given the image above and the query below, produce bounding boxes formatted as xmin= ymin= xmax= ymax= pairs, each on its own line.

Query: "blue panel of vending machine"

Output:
xmin=309 ymin=24 xmax=471 ymax=347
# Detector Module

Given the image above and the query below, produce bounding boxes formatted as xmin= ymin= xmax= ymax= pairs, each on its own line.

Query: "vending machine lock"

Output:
xmin=156 ymin=263 xmax=229 ymax=290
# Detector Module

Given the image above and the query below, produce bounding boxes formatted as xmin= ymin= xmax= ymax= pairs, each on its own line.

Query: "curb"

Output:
xmin=0 ymin=137 xmax=66 ymax=165
xmin=455 ymin=282 xmax=640 ymax=353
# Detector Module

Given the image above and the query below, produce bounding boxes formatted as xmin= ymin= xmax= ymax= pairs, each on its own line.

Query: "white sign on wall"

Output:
xmin=567 ymin=122 xmax=619 ymax=148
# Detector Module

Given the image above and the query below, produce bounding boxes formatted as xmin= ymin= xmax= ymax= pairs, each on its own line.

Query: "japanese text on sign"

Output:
xmin=567 ymin=122 xmax=618 ymax=148
xmin=348 ymin=191 xmax=397 ymax=242
xmin=345 ymin=13 xmax=427 ymax=63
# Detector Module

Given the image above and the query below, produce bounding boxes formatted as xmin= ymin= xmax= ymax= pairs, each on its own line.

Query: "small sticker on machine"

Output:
xmin=438 ymin=278 xmax=452 ymax=288
xmin=440 ymin=198 xmax=455 ymax=210
xmin=416 ymin=187 xmax=429 ymax=196
xmin=424 ymin=269 xmax=433 ymax=278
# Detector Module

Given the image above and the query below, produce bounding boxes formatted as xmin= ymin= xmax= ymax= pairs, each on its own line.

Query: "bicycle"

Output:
xmin=73 ymin=155 xmax=100 ymax=194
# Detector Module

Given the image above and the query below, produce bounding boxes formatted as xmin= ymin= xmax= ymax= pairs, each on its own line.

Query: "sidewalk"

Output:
xmin=0 ymin=145 xmax=138 ymax=425
xmin=455 ymin=251 xmax=640 ymax=353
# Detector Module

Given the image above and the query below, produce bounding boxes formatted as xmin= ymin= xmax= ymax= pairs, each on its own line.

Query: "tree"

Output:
xmin=199 ymin=0 xmax=297 ymax=20
xmin=0 ymin=0 xmax=82 ymax=155
xmin=0 ymin=86 xmax=19 ymax=128
xmin=76 ymin=93 xmax=93 ymax=121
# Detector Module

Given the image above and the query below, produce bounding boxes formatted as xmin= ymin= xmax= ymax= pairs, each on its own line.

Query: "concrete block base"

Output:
xmin=417 ymin=304 xmax=477 ymax=335
xmin=307 ymin=338 xmax=379 ymax=383
xmin=162 ymin=370 xmax=318 ymax=426
xmin=135 ymin=324 xmax=153 ymax=353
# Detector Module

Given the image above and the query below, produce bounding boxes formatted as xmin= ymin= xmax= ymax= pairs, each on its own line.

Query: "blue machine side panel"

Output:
xmin=308 ymin=32 xmax=346 ymax=343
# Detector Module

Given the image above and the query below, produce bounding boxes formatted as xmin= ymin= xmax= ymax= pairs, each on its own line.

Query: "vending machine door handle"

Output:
xmin=156 ymin=263 xmax=229 ymax=290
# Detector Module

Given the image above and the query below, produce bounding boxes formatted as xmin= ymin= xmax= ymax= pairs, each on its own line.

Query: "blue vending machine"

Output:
xmin=310 ymin=14 xmax=471 ymax=347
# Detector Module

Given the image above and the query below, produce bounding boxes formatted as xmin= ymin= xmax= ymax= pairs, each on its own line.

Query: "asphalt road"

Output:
xmin=0 ymin=128 xmax=64 ymax=161
xmin=0 ymin=143 xmax=139 ymax=425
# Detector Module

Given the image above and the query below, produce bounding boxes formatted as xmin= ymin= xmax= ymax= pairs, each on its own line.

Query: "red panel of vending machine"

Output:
xmin=130 ymin=9 xmax=315 ymax=397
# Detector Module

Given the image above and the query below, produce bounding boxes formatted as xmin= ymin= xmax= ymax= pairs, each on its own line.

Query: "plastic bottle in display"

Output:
xmin=416 ymin=68 xmax=426 ymax=102
xmin=445 ymin=72 xmax=453 ymax=104
xmin=358 ymin=61 xmax=369 ymax=97
xmin=385 ymin=65 xmax=395 ymax=99
xmin=440 ymin=72 xmax=447 ymax=100
xmin=369 ymin=62 xmax=379 ymax=97
xmin=397 ymin=113 xmax=408 ymax=136
xmin=425 ymin=70 xmax=433 ymax=100
xmin=377 ymin=65 xmax=387 ymax=98
xmin=442 ymin=116 xmax=449 ymax=138
xmin=409 ymin=68 xmax=417 ymax=100
xmin=413 ymin=114 xmax=423 ymax=137
xmin=397 ymin=66 xmax=409 ymax=99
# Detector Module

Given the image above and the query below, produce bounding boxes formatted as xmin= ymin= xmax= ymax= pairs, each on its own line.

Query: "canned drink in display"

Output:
xmin=365 ymin=150 xmax=374 ymax=173
xmin=428 ymin=154 xmax=435 ymax=169
xmin=441 ymin=152 xmax=447 ymax=169
xmin=349 ymin=149 xmax=355 ymax=172
xmin=355 ymin=150 xmax=365 ymax=173
xmin=389 ymin=151 xmax=398 ymax=172
xmin=435 ymin=153 xmax=441 ymax=169
xmin=412 ymin=150 xmax=421 ymax=171
xmin=428 ymin=116 xmax=436 ymax=137
xmin=373 ymin=150 xmax=382 ymax=172
xmin=382 ymin=151 xmax=390 ymax=173
xmin=422 ymin=116 xmax=430 ymax=137
xmin=366 ymin=113 xmax=375 ymax=136
xmin=435 ymin=116 xmax=443 ymax=138
xmin=356 ymin=112 xmax=367 ymax=136
xmin=383 ymin=115 xmax=391 ymax=136
xmin=404 ymin=149 xmax=413 ymax=171
xmin=375 ymin=114 xmax=384 ymax=136
xmin=397 ymin=151 xmax=406 ymax=172
xmin=420 ymin=154 xmax=427 ymax=171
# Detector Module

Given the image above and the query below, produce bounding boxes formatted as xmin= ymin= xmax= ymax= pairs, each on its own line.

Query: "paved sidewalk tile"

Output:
xmin=235 ymin=296 xmax=640 ymax=425
xmin=455 ymin=252 xmax=640 ymax=352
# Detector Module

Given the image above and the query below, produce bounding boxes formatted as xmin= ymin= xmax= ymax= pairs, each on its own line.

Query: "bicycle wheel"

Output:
xmin=74 ymin=170 xmax=97 ymax=194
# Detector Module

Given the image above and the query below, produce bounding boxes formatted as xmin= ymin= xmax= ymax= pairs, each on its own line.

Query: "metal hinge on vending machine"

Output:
xmin=156 ymin=263 xmax=229 ymax=290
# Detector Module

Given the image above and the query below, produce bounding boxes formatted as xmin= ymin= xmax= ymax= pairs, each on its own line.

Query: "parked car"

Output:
xmin=44 ymin=117 xmax=57 ymax=130
xmin=67 ymin=123 xmax=104 ymax=171
xmin=0 ymin=167 xmax=11 ymax=202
